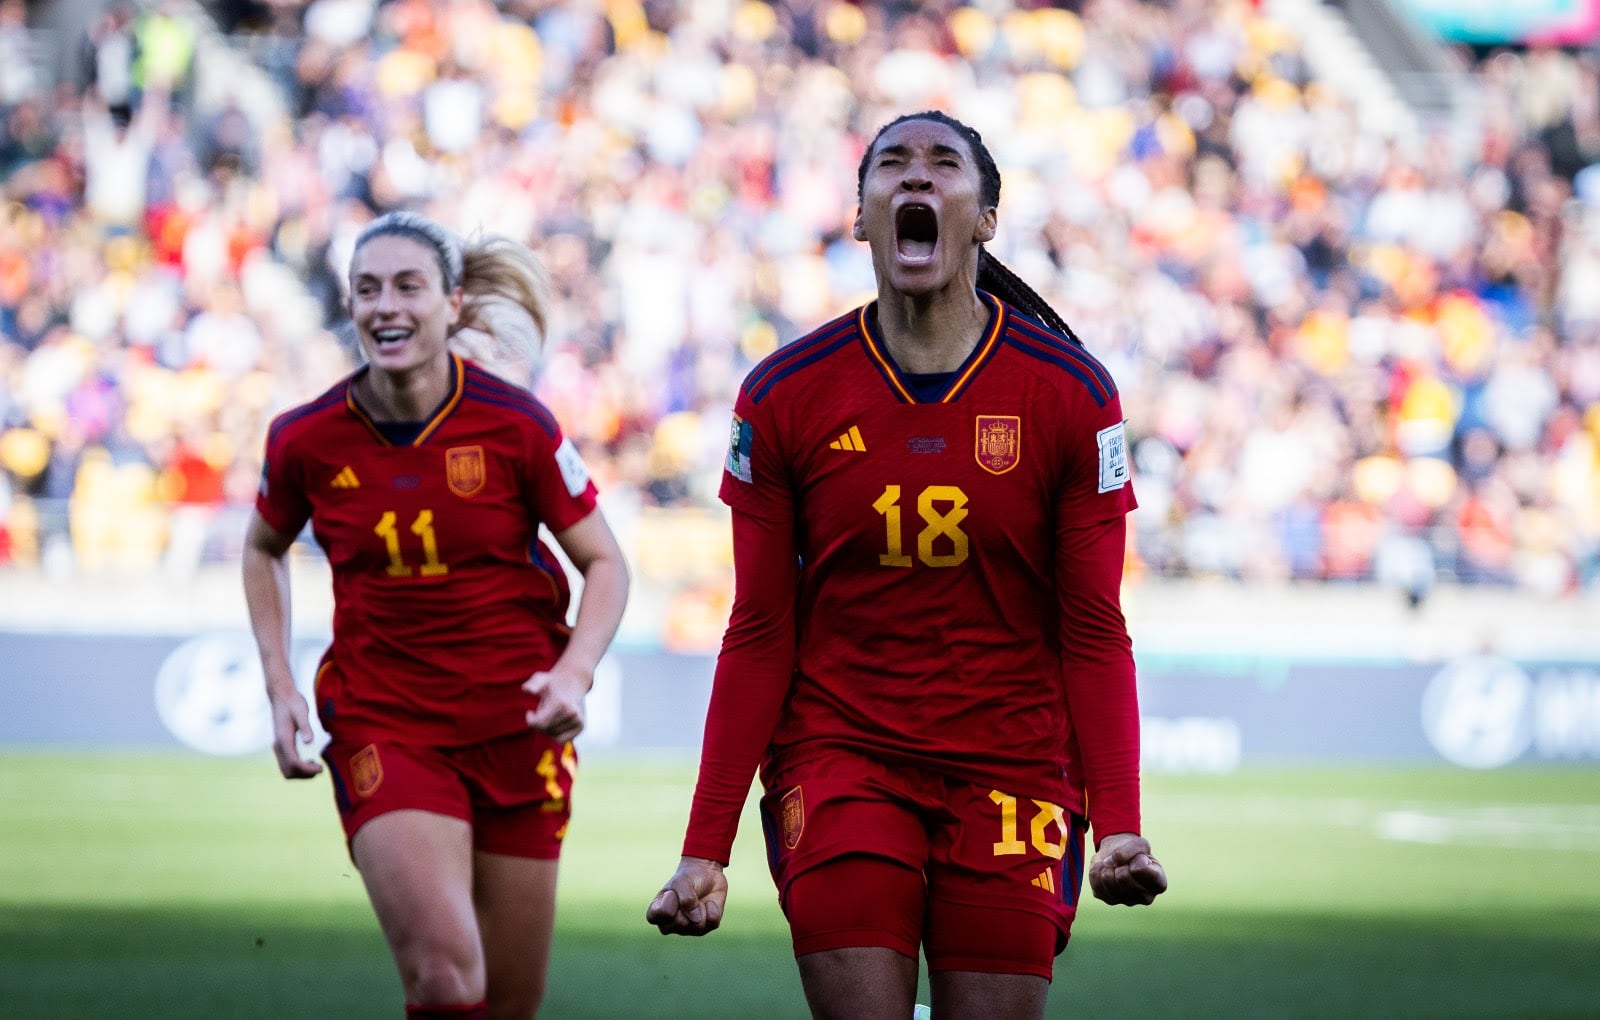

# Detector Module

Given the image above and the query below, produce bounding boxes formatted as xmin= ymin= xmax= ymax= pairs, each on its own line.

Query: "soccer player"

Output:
xmin=242 ymin=211 xmax=629 ymax=1020
xmin=647 ymin=112 xmax=1166 ymax=1019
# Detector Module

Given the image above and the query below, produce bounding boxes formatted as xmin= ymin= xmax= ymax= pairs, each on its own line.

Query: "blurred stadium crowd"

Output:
xmin=1 ymin=0 xmax=1598 ymax=643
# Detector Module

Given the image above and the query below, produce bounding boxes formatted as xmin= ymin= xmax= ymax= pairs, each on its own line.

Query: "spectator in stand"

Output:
xmin=0 ymin=0 xmax=1597 ymax=608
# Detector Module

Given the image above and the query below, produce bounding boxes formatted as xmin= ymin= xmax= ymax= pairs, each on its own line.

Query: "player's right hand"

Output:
xmin=646 ymin=856 xmax=728 ymax=936
xmin=267 ymin=687 xmax=323 ymax=780
xmin=1088 ymin=832 xmax=1167 ymax=906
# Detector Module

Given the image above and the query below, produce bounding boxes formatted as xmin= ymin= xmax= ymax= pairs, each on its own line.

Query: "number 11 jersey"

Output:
xmin=256 ymin=355 xmax=598 ymax=746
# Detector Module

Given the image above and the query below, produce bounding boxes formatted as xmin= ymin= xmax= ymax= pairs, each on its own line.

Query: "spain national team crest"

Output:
xmin=445 ymin=445 xmax=486 ymax=497
xmin=975 ymin=416 xmax=1021 ymax=475
xmin=350 ymin=744 xmax=383 ymax=798
xmin=780 ymin=785 xmax=804 ymax=851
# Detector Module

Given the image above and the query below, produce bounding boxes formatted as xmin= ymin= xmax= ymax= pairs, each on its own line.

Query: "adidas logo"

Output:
xmin=330 ymin=466 xmax=360 ymax=489
xmin=828 ymin=426 xmax=866 ymax=452
xmin=1030 ymin=868 xmax=1056 ymax=894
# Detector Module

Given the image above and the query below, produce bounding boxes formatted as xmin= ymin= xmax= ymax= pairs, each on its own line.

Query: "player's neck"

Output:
xmin=875 ymin=286 xmax=989 ymax=375
xmin=359 ymin=359 xmax=452 ymax=422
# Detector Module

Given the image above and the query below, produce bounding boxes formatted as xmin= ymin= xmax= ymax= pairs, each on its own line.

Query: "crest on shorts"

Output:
xmin=780 ymin=785 xmax=804 ymax=851
xmin=350 ymin=744 xmax=383 ymax=798
xmin=445 ymin=445 xmax=486 ymax=497
xmin=975 ymin=416 xmax=1021 ymax=475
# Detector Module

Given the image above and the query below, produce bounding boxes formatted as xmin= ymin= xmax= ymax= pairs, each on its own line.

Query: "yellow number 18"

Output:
xmin=872 ymin=484 xmax=969 ymax=568
xmin=989 ymin=790 xmax=1069 ymax=860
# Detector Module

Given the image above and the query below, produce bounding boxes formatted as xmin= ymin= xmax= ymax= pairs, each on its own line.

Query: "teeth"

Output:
xmin=896 ymin=204 xmax=938 ymax=263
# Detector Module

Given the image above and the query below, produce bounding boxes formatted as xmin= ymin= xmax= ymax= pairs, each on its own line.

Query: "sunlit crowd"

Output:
xmin=1 ymin=0 xmax=1597 ymax=637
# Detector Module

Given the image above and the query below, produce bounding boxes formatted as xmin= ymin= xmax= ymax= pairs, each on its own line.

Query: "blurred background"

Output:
xmin=3 ymin=0 xmax=1598 ymax=755
xmin=0 ymin=0 xmax=1597 ymax=753
xmin=2 ymin=1 xmax=1598 ymax=1016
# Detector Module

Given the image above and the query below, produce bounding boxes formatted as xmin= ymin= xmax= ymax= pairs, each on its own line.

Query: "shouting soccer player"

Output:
xmin=648 ymin=112 xmax=1166 ymax=1020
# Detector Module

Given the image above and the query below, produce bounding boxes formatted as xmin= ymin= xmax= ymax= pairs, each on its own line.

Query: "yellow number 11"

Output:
xmin=374 ymin=509 xmax=450 ymax=577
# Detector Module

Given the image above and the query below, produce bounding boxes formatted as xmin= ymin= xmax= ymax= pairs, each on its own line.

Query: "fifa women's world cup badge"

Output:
xmin=726 ymin=414 xmax=755 ymax=484
xmin=975 ymin=415 xmax=1021 ymax=475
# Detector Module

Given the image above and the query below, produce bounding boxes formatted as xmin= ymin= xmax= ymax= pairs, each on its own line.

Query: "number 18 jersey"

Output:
xmin=720 ymin=291 xmax=1138 ymax=815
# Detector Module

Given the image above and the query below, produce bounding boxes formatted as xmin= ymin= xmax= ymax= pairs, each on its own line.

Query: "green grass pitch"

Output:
xmin=2 ymin=752 xmax=1597 ymax=1018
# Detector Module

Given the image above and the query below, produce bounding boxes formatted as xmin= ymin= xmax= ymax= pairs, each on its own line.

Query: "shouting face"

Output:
xmin=853 ymin=117 xmax=997 ymax=300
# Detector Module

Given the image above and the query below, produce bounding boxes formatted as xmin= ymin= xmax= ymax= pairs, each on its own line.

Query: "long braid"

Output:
xmin=859 ymin=110 xmax=1086 ymax=349
xmin=977 ymin=248 xmax=1082 ymax=347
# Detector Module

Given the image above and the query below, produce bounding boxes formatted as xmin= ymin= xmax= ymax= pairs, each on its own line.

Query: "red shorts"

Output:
xmin=758 ymin=746 xmax=1085 ymax=977
xmin=322 ymin=728 xmax=575 ymax=859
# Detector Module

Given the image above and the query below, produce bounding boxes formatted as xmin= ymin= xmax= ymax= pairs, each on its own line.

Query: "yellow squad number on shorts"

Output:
xmin=988 ymin=789 xmax=1068 ymax=860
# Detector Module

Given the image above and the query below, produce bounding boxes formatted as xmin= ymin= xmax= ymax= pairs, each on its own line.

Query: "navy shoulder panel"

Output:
xmin=1000 ymin=308 xmax=1117 ymax=408
xmin=742 ymin=309 xmax=862 ymax=405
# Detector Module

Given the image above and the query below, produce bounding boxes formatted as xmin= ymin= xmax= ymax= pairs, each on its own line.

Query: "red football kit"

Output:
xmin=255 ymin=354 xmax=598 ymax=748
xmin=682 ymin=292 xmax=1141 ymax=963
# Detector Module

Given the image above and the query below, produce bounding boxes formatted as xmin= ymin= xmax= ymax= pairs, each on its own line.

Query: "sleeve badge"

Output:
xmin=726 ymin=413 xmax=755 ymax=484
xmin=1097 ymin=421 xmax=1129 ymax=492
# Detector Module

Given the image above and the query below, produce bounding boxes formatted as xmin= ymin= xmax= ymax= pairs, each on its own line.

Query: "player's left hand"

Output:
xmin=1089 ymin=832 xmax=1167 ymax=906
xmin=524 ymin=666 xmax=589 ymax=744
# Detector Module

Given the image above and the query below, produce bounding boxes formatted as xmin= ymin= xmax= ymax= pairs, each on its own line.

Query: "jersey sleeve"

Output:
xmin=682 ymin=502 xmax=800 ymax=863
xmin=1057 ymin=513 xmax=1141 ymax=843
xmin=1056 ymin=390 xmax=1141 ymax=844
xmin=717 ymin=386 xmax=791 ymax=524
xmin=521 ymin=414 xmax=599 ymax=534
xmin=254 ymin=419 xmax=312 ymax=539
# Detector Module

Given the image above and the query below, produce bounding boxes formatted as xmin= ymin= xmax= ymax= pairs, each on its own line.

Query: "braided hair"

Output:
xmin=856 ymin=111 xmax=1083 ymax=347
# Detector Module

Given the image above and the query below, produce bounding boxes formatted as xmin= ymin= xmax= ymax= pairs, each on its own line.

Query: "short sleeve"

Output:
xmin=522 ymin=419 xmax=599 ymax=534
xmin=255 ymin=421 xmax=312 ymax=538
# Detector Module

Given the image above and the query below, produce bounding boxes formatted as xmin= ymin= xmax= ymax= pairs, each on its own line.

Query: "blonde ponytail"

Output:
xmin=449 ymin=235 xmax=554 ymax=386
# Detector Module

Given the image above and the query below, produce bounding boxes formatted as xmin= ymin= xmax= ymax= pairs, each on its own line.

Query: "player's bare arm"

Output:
xmin=524 ymin=509 xmax=630 ymax=744
xmin=1088 ymin=832 xmax=1167 ymax=906
xmin=647 ymin=856 xmax=729 ymax=936
xmin=241 ymin=513 xmax=322 ymax=780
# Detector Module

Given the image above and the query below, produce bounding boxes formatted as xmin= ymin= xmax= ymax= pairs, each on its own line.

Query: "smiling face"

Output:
xmin=348 ymin=232 xmax=461 ymax=378
xmin=853 ymin=117 xmax=998 ymax=300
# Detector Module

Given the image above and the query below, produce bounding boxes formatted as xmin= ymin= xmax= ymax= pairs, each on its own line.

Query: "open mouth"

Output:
xmin=895 ymin=204 xmax=938 ymax=263
xmin=372 ymin=327 xmax=412 ymax=349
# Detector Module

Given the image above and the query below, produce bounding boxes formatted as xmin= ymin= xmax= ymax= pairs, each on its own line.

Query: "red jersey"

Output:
xmin=256 ymin=354 xmax=598 ymax=746
xmin=684 ymin=291 xmax=1141 ymax=861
